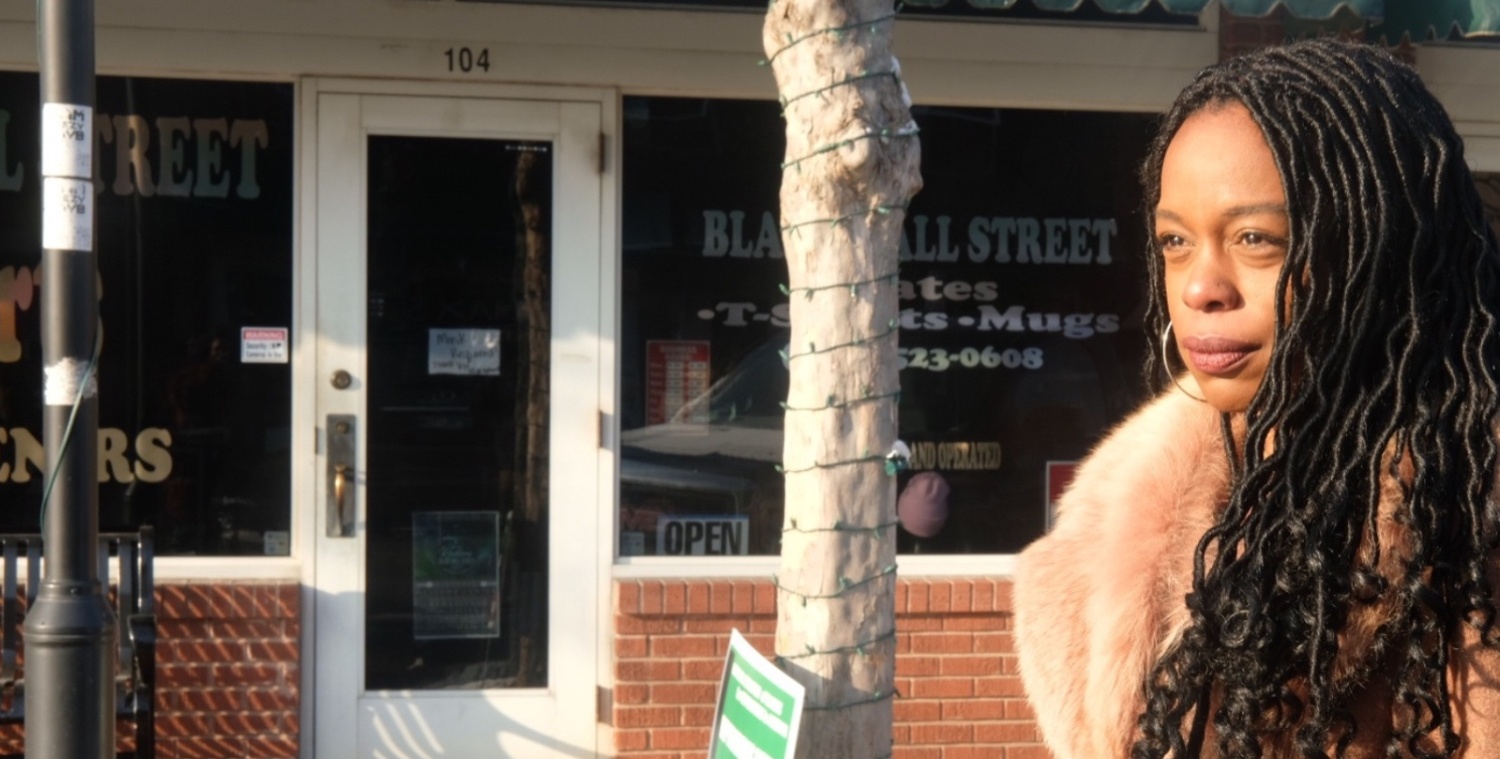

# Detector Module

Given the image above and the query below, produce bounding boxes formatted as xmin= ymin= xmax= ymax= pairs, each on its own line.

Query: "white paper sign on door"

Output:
xmin=429 ymin=328 xmax=500 ymax=376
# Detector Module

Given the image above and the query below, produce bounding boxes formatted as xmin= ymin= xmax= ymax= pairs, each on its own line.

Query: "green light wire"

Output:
xmin=761 ymin=9 xmax=901 ymax=66
xmin=780 ymin=271 xmax=900 ymax=300
xmin=39 ymin=326 xmax=103 ymax=530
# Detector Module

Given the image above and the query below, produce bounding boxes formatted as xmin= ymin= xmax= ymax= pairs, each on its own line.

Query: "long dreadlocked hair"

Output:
xmin=1133 ymin=38 xmax=1500 ymax=758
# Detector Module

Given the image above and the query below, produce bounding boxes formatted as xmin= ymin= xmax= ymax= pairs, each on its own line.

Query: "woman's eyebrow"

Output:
xmin=1154 ymin=203 xmax=1289 ymax=224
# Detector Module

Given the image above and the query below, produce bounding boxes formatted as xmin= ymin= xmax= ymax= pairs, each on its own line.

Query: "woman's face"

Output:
xmin=1156 ymin=102 xmax=1289 ymax=414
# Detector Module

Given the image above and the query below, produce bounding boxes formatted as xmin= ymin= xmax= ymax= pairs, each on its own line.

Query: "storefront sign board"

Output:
xmin=411 ymin=511 xmax=502 ymax=640
xmin=709 ymin=629 xmax=804 ymax=759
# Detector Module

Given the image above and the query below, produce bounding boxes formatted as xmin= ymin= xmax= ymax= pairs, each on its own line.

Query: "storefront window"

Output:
xmin=621 ymin=96 xmax=1155 ymax=556
xmin=0 ymin=74 xmax=293 ymax=556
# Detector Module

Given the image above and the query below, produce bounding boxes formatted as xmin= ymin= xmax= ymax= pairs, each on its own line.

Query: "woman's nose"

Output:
xmin=1180 ymin=251 xmax=1241 ymax=313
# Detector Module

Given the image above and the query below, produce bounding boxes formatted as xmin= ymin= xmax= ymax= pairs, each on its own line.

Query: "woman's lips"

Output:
xmin=1180 ymin=335 xmax=1257 ymax=375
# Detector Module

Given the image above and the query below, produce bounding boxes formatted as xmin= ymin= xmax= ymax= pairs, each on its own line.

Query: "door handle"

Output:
xmin=327 ymin=414 xmax=357 ymax=537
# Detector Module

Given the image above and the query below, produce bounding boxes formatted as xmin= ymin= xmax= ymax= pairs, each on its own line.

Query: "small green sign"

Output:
xmin=709 ymin=629 xmax=805 ymax=759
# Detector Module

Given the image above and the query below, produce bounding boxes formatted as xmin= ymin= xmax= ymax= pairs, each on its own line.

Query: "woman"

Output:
xmin=1013 ymin=38 xmax=1500 ymax=758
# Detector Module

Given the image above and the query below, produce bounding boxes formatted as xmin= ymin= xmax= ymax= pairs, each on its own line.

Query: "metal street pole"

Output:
xmin=25 ymin=1 xmax=115 ymax=758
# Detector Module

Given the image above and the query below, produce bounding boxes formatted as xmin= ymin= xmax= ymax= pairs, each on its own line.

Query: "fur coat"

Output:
xmin=1013 ymin=383 xmax=1500 ymax=758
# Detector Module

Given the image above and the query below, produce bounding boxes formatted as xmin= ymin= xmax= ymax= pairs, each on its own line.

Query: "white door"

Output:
xmin=311 ymin=90 xmax=604 ymax=758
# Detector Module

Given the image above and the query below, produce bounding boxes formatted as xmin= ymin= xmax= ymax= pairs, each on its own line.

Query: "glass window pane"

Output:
xmin=0 ymin=74 xmax=293 ymax=556
xmin=620 ymin=96 xmax=1155 ymax=556
xmin=363 ymin=136 xmax=551 ymax=691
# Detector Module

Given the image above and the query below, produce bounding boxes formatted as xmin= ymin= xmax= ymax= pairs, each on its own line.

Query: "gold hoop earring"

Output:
xmin=1162 ymin=321 xmax=1206 ymax=403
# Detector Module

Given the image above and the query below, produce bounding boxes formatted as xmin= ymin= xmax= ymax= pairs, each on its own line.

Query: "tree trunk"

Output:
xmin=763 ymin=0 xmax=921 ymax=755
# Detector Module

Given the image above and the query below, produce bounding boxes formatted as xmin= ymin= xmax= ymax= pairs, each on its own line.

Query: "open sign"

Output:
xmin=656 ymin=516 xmax=749 ymax=556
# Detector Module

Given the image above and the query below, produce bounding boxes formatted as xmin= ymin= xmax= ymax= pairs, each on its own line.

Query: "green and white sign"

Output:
xmin=710 ymin=629 xmax=805 ymax=759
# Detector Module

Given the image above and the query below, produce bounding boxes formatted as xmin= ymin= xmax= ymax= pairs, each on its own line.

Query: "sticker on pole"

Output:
xmin=709 ymin=629 xmax=805 ymax=759
xmin=241 ymin=327 xmax=289 ymax=364
xmin=41 ymin=103 xmax=91 ymax=179
xmin=42 ymin=177 xmax=92 ymax=252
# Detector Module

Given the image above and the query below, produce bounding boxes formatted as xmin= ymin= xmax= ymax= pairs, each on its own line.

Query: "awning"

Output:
xmin=962 ymin=0 xmax=1500 ymax=39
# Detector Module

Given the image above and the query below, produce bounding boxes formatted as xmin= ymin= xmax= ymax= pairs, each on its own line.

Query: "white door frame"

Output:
xmin=299 ymin=77 xmax=618 ymax=759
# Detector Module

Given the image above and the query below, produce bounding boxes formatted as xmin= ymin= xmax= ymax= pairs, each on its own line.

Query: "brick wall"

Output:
xmin=610 ymin=578 xmax=1044 ymax=759
xmin=156 ymin=582 xmax=301 ymax=758
xmin=0 ymin=581 xmax=301 ymax=758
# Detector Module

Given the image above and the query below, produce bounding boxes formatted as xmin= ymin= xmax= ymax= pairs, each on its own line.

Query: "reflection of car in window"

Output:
xmin=620 ymin=329 xmax=1149 ymax=556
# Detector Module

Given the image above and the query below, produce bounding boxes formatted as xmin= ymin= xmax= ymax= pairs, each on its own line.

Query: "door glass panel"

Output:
xmin=364 ymin=135 xmax=552 ymax=690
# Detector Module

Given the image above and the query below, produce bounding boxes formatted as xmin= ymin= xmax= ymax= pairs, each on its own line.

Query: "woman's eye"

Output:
xmin=1238 ymin=230 xmax=1285 ymax=248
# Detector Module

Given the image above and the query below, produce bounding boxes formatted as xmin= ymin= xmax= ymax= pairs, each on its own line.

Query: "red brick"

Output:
xmin=615 ymin=705 xmax=681 ymax=728
xmin=687 ymin=581 xmax=711 ymax=614
xmin=895 ymin=633 xmax=911 ymax=653
xmin=995 ymin=581 xmax=1014 ymax=613
xmin=893 ymin=723 xmax=911 ymax=744
xmin=895 ymin=655 xmax=941 ymax=677
xmin=664 ymin=581 xmax=688 ymax=614
xmin=172 ymin=687 xmax=249 ymax=711
xmin=753 ymin=582 xmax=776 ymax=614
xmin=911 ymin=722 xmax=972 ymax=744
xmin=641 ymin=580 xmax=664 ymax=615
xmin=941 ymin=655 xmax=1004 ymax=677
xmin=273 ymin=584 xmax=299 ymax=618
xmin=211 ymin=585 xmax=254 ymax=618
xmin=652 ymin=727 xmax=711 ymax=749
xmin=972 ymin=579 xmax=995 ymax=612
xmin=616 ymin=683 xmax=651 ymax=705
xmin=731 ymin=581 xmax=754 ymax=614
xmin=616 ymin=614 xmax=682 ymax=635
xmin=158 ymin=620 xmax=214 ymax=639
xmin=243 ymin=686 xmax=297 ymax=711
xmin=900 ymin=616 xmax=944 ymax=632
xmin=246 ymin=640 xmax=299 ymax=663
xmin=617 ymin=581 xmax=641 ymax=614
xmin=975 ymin=676 xmax=1026 ymax=697
xmin=166 ymin=640 xmax=239 ymax=665
xmin=212 ymin=713 xmax=281 ymax=735
xmin=159 ymin=585 xmax=214 ymax=618
xmin=157 ymin=714 xmax=213 ymax=738
xmin=946 ymin=748 xmax=1007 ymax=759
xmin=683 ymin=705 xmax=716 ymax=726
xmin=895 ymin=580 xmax=909 ymax=612
xmin=911 ymin=633 xmax=972 ymax=654
xmin=741 ymin=633 xmax=774 ymax=657
xmin=683 ymin=618 xmax=738 ymax=635
xmin=216 ymin=620 xmax=285 ymax=640
xmin=907 ymin=582 xmax=930 ymax=613
xmin=893 ymin=745 xmax=941 ymax=758
xmin=159 ymin=665 xmax=213 ymax=687
xmin=615 ymin=729 xmax=650 ymax=751
xmin=710 ymin=580 xmax=733 ymax=614
xmin=243 ymin=736 xmax=299 ymax=758
xmin=747 ymin=616 xmax=777 ymax=633
xmin=617 ymin=660 xmax=682 ymax=682
xmin=1004 ymin=698 xmax=1036 ymax=721
xmin=977 ymin=723 xmax=1040 ymax=743
xmin=941 ymin=698 xmax=1007 ymax=720
xmin=617 ymin=636 xmax=649 ymax=658
xmin=683 ymin=658 xmax=725 ymax=681
xmin=164 ymin=736 xmax=247 ymax=757
xmin=911 ymin=678 xmax=973 ymax=698
xmin=929 ymin=581 xmax=952 ymax=613
xmin=1004 ymin=745 xmax=1053 ymax=759
xmin=652 ymin=635 xmax=717 ymax=658
xmin=945 ymin=615 xmax=1005 ymax=632
xmin=951 ymin=579 xmax=973 ymax=612
xmin=974 ymin=633 xmax=1013 ymax=653
xmin=894 ymin=699 xmax=941 ymax=722
xmin=213 ymin=663 xmax=279 ymax=686
xmin=652 ymin=682 xmax=718 ymax=704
